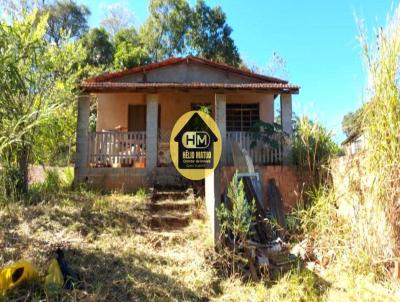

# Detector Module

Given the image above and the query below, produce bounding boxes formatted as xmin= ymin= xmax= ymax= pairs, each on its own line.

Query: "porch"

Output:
xmin=87 ymin=129 xmax=284 ymax=168
xmin=75 ymin=91 xmax=293 ymax=184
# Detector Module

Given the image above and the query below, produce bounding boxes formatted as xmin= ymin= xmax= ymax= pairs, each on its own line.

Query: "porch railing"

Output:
xmin=88 ymin=131 xmax=146 ymax=168
xmin=226 ymin=131 xmax=283 ymax=165
xmin=87 ymin=130 xmax=283 ymax=168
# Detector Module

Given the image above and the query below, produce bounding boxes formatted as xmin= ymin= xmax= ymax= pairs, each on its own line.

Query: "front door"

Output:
xmin=128 ymin=105 xmax=146 ymax=131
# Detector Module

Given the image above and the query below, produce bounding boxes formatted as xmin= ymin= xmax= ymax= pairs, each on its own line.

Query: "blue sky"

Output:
xmin=80 ymin=0 xmax=394 ymax=142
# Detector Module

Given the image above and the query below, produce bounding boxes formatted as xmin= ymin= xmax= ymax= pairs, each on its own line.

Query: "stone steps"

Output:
xmin=152 ymin=191 xmax=190 ymax=201
xmin=148 ymin=186 xmax=195 ymax=231
xmin=150 ymin=200 xmax=193 ymax=212
xmin=149 ymin=213 xmax=192 ymax=230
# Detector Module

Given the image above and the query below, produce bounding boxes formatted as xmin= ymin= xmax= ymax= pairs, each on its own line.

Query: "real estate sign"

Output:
xmin=170 ymin=111 xmax=221 ymax=180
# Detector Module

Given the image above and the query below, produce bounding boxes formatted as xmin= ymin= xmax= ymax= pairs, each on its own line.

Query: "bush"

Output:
xmin=217 ymin=172 xmax=256 ymax=275
xmin=291 ymin=116 xmax=340 ymax=187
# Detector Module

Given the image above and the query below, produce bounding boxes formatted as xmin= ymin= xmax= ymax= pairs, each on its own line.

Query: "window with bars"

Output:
xmin=226 ymin=103 xmax=260 ymax=131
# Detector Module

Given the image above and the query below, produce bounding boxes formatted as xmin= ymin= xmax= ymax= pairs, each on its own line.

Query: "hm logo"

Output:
xmin=182 ymin=131 xmax=210 ymax=149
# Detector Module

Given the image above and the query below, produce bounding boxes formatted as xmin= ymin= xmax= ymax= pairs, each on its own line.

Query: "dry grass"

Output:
xmin=2 ymin=187 xmax=400 ymax=301
xmin=0 ymin=189 xmax=218 ymax=301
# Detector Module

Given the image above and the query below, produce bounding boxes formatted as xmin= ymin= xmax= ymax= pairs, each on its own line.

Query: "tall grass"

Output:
xmin=297 ymin=5 xmax=400 ymax=281
xmin=358 ymin=6 xmax=400 ymax=258
xmin=291 ymin=116 xmax=340 ymax=188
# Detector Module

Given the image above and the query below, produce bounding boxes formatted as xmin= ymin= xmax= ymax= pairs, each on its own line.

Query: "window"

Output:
xmin=128 ymin=105 xmax=146 ymax=131
xmin=226 ymin=104 xmax=260 ymax=131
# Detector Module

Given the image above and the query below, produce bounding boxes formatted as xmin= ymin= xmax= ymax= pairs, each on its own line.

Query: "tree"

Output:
xmin=217 ymin=173 xmax=255 ymax=275
xmin=113 ymin=27 xmax=140 ymax=46
xmin=0 ymin=12 xmax=84 ymax=198
xmin=189 ymin=0 xmax=241 ymax=66
xmin=114 ymin=41 xmax=150 ymax=69
xmin=113 ymin=27 xmax=150 ymax=69
xmin=0 ymin=0 xmax=43 ymax=19
xmin=140 ymin=0 xmax=191 ymax=61
xmin=342 ymin=108 xmax=363 ymax=138
xmin=139 ymin=0 xmax=241 ymax=65
xmin=266 ymin=52 xmax=288 ymax=80
xmin=43 ymin=0 xmax=90 ymax=46
xmin=100 ymin=2 xmax=134 ymax=37
xmin=80 ymin=27 xmax=114 ymax=67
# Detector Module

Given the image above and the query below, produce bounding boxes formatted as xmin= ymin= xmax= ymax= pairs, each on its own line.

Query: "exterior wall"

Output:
xmin=82 ymin=167 xmax=149 ymax=192
xmin=343 ymin=135 xmax=365 ymax=156
xmin=96 ymin=91 xmax=276 ymax=131
xmin=220 ymin=165 xmax=309 ymax=212
xmin=96 ymin=93 xmax=145 ymax=131
xmin=112 ymin=61 xmax=261 ymax=84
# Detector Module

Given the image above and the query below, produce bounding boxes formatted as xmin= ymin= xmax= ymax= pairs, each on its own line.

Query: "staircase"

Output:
xmin=149 ymin=187 xmax=195 ymax=231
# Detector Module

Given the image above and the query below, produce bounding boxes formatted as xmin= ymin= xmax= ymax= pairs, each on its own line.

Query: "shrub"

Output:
xmin=291 ymin=116 xmax=340 ymax=187
xmin=217 ymin=172 xmax=256 ymax=275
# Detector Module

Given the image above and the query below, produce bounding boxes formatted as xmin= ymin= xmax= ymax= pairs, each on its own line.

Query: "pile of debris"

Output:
xmin=219 ymin=143 xmax=297 ymax=280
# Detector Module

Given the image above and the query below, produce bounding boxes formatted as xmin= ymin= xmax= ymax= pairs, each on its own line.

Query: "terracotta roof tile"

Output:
xmin=85 ymin=56 xmax=288 ymax=84
xmin=80 ymin=81 xmax=300 ymax=93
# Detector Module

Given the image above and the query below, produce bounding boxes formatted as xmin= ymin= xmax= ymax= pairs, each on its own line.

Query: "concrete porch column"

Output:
xmin=205 ymin=93 xmax=226 ymax=245
xmin=146 ymin=94 xmax=159 ymax=172
xmin=215 ymin=94 xmax=226 ymax=165
xmin=74 ymin=94 xmax=90 ymax=184
xmin=280 ymin=94 xmax=293 ymax=164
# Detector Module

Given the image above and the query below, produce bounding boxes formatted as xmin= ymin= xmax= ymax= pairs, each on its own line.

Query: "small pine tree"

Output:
xmin=217 ymin=172 xmax=256 ymax=275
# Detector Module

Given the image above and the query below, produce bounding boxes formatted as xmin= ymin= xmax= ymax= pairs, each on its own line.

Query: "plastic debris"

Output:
xmin=44 ymin=258 xmax=64 ymax=291
xmin=0 ymin=260 xmax=38 ymax=295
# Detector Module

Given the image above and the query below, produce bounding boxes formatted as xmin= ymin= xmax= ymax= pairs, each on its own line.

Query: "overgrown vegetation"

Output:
xmin=0 ymin=12 xmax=85 ymax=200
xmin=359 ymin=6 xmax=400 ymax=258
xmin=291 ymin=116 xmax=340 ymax=187
xmin=217 ymin=173 xmax=256 ymax=275
xmin=285 ymin=5 xmax=400 ymax=301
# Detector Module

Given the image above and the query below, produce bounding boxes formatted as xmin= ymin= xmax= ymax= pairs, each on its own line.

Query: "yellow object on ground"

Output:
xmin=0 ymin=260 xmax=38 ymax=295
xmin=44 ymin=258 xmax=64 ymax=290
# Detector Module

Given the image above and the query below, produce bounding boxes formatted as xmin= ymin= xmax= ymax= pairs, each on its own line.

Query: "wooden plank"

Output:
xmin=266 ymin=178 xmax=286 ymax=229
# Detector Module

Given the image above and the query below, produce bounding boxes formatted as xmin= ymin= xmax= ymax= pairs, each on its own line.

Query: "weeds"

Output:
xmin=358 ymin=5 xmax=400 ymax=258
xmin=292 ymin=116 xmax=340 ymax=188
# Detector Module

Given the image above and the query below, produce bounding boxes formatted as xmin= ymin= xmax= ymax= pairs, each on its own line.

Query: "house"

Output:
xmin=342 ymin=132 xmax=365 ymax=156
xmin=75 ymin=56 xmax=303 ymax=240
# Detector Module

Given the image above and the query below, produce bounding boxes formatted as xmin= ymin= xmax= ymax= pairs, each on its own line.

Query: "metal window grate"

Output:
xmin=226 ymin=103 xmax=260 ymax=131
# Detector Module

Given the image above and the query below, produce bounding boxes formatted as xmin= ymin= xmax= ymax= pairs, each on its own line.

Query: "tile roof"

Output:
xmin=84 ymin=56 xmax=288 ymax=84
xmin=81 ymin=56 xmax=300 ymax=93
xmin=80 ymin=81 xmax=300 ymax=93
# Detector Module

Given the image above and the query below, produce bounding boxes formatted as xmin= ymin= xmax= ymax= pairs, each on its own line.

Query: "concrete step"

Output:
xmin=149 ymin=213 xmax=192 ymax=230
xmin=152 ymin=191 xmax=191 ymax=201
xmin=150 ymin=200 xmax=193 ymax=212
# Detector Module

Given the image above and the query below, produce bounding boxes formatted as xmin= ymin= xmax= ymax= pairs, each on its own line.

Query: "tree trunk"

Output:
xmin=17 ymin=144 xmax=29 ymax=196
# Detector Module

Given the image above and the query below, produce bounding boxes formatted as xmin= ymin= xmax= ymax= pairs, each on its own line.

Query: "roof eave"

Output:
xmin=80 ymin=85 xmax=300 ymax=94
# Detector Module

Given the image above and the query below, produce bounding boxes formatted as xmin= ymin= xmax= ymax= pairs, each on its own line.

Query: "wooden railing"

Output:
xmin=88 ymin=131 xmax=146 ymax=168
xmin=226 ymin=131 xmax=283 ymax=165
xmin=87 ymin=130 xmax=283 ymax=168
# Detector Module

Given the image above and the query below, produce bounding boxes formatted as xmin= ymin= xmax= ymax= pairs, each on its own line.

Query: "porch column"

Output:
xmin=146 ymin=94 xmax=159 ymax=172
xmin=215 ymin=94 xmax=226 ymax=165
xmin=260 ymin=94 xmax=275 ymax=123
xmin=280 ymin=94 xmax=293 ymax=164
xmin=74 ymin=94 xmax=90 ymax=184
xmin=205 ymin=93 xmax=225 ymax=245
